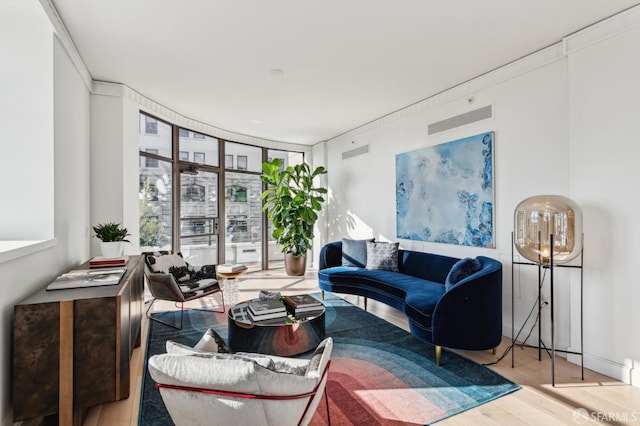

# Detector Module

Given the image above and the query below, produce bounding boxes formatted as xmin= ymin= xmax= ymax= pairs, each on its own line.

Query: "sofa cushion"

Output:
xmin=166 ymin=340 xmax=210 ymax=355
xmin=164 ymin=343 xmax=277 ymax=370
xmin=404 ymin=284 xmax=447 ymax=326
xmin=341 ymin=238 xmax=374 ymax=267
xmin=179 ymin=279 xmax=220 ymax=299
xmin=318 ymin=267 xmax=444 ymax=323
xmin=365 ymin=241 xmax=399 ymax=271
xmin=445 ymin=257 xmax=483 ymax=291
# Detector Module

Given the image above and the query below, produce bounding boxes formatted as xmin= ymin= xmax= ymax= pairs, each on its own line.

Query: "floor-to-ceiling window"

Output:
xmin=138 ymin=112 xmax=304 ymax=270
xmin=178 ymin=129 xmax=220 ymax=266
xmin=224 ymin=142 xmax=263 ymax=271
xmin=139 ymin=114 xmax=173 ymax=251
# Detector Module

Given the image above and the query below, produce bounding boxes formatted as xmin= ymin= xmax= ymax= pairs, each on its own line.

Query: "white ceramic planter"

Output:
xmin=100 ymin=241 xmax=124 ymax=258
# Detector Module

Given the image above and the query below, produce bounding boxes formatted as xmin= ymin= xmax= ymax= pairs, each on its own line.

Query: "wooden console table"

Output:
xmin=12 ymin=255 xmax=144 ymax=424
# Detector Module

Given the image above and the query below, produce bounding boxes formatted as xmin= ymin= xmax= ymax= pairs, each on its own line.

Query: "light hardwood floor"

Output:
xmin=84 ymin=270 xmax=640 ymax=425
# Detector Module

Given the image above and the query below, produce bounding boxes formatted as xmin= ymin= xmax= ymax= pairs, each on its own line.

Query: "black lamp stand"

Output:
xmin=511 ymin=232 xmax=584 ymax=387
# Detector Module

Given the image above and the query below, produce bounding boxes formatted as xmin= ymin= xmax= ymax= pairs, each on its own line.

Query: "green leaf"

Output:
xmin=259 ymin=159 xmax=327 ymax=256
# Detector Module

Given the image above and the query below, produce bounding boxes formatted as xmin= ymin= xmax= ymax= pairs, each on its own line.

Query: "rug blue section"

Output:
xmin=139 ymin=294 xmax=520 ymax=425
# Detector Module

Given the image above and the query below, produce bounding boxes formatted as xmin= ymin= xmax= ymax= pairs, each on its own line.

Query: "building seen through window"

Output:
xmin=194 ymin=152 xmax=205 ymax=164
xmin=145 ymin=149 xmax=158 ymax=167
xmin=145 ymin=116 xmax=158 ymax=134
xmin=139 ymin=112 xmax=305 ymax=271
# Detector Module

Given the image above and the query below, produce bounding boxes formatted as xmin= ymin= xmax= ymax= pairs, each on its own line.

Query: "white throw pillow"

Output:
xmin=194 ymin=328 xmax=229 ymax=353
xmin=165 ymin=328 xmax=229 ymax=354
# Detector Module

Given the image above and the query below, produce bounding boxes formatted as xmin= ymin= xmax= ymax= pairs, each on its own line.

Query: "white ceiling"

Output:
xmin=51 ymin=0 xmax=640 ymax=145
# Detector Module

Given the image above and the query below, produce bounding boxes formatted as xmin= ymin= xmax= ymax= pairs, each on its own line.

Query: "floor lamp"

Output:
xmin=512 ymin=195 xmax=584 ymax=386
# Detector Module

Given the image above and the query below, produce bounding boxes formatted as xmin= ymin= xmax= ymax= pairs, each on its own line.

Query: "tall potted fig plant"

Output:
xmin=260 ymin=158 xmax=327 ymax=275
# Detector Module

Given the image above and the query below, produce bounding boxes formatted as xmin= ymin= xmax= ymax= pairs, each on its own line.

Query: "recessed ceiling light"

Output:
xmin=248 ymin=119 xmax=263 ymax=124
xmin=269 ymin=68 xmax=284 ymax=76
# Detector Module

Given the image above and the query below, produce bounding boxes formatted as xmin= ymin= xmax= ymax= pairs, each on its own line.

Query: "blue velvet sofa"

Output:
xmin=318 ymin=241 xmax=503 ymax=364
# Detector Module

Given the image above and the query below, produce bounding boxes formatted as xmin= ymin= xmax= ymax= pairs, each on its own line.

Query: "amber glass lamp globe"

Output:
xmin=514 ymin=195 xmax=583 ymax=265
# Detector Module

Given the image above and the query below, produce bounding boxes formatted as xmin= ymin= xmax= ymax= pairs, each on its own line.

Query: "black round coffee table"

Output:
xmin=228 ymin=299 xmax=325 ymax=356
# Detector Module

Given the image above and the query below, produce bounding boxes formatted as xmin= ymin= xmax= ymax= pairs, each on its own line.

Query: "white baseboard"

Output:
xmin=567 ymin=351 xmax=629 ymax=384
xmin=631 ymin=364 xmax=640 ymax=387
xmin=503 ymin=325 xmax=639 ymax=388
xmin=620 ymin=358 xmax=640 ymax=387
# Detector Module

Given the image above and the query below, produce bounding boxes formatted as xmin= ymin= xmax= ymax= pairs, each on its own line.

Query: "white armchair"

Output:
xmin=148 ymin=337 xmax=333 ymax=426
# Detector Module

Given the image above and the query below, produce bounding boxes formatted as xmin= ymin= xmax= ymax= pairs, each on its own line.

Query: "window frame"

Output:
xmin=138 ymin=111 xmax=306 ymax=270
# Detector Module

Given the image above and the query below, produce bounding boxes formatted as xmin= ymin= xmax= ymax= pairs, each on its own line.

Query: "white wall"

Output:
xmin=0 ymin=0 xmax=54 ymax=240
xmin=89 ymin=92 xmax=142 ymax=257
xmin=324 ymin=10 xmax=640 ymax=384
xmin=568 ymin=24 xmax=640 ymax=382
xmin=0 ymin=11 xmax=91 ymax=426
xmin=90 ymin=94 xmax=125 ymax=255
xmin=54 ymin=39 xmax=92 ymax=263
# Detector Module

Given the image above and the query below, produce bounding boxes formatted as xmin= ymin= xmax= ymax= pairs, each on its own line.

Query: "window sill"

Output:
xmin=0 ymin=239 xmax=57 ymax=264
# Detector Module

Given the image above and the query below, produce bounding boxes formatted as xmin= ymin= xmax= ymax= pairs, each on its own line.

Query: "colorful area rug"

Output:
xmin=139 ymin=294 xmax=520 ymax=425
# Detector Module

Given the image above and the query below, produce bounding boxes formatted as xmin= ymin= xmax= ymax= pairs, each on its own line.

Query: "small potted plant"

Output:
xmin=93 ymin=222 xmax=131 ymax=258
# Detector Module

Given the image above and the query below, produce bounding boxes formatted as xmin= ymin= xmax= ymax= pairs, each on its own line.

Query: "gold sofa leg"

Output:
xmin=321 ymin=290 xmax=325 ymax=300
xmin=435 ymin=345 xmax=442 ymax=366
xmin=492 ymin=347 xmax=497 ymax=355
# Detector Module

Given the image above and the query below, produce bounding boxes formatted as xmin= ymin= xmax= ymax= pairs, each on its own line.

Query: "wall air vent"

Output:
xmin=428 ymin=105 xmax=492 ymax=135
xmin=342 ymin=144 xmax=370 ymax=160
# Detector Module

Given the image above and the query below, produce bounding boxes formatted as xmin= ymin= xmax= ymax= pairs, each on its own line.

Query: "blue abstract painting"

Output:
xmin=396 ymin=132 xmax=494 ymax=248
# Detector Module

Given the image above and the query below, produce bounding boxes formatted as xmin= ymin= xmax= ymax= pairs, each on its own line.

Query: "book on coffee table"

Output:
xmin=283 ymin=294 xmax=322 ymax=309
xmin=248 ymin=309 xmax=287 ymax=322
xmin=248 ymin=298 xmax=286 ymax=315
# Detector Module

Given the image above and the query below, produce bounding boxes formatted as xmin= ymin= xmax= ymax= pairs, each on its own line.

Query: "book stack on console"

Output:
xmin=247 ymin=298 xmax=287 ymax=323
xmin=89 ymin=256 xmax=128 ymax=269
xmin=283 ymin=294 xmax=323 ymax=317
xmin=217 ymin=263 xmax=247 ymax=273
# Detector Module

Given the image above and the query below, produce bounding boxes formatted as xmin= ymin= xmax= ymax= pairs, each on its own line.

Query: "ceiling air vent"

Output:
xmin=428 ymin=105 xmax=492 ymax=135
xmin=342 ymin=144 xmax=369 ymax=160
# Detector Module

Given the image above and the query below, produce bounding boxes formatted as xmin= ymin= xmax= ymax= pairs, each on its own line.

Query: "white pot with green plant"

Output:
xmin=93 ymin=222 xmax=131 ymax=258
xmin=260 ymin=158 xmax=327 ymax=276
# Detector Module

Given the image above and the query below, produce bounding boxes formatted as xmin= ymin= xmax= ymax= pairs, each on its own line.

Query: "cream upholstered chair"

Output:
xmin=148 ymin=337 xmax=333 ymax=426
xmin=143 ymin=251 xmax=224 ymax=329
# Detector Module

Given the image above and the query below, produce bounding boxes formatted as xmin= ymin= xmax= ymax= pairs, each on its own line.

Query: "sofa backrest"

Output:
xmin=320 ymin=241 xmax=502 ymax=285
xmin=399 ymin=250 xmax=460 ymax=283
xmin=319 ymin=241 xmax=343 ymax=270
